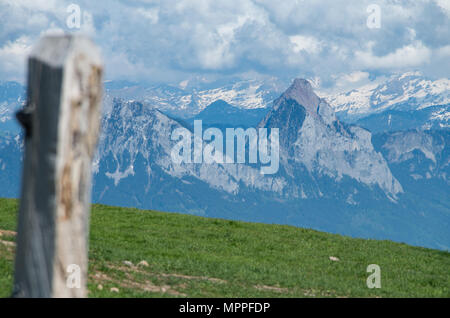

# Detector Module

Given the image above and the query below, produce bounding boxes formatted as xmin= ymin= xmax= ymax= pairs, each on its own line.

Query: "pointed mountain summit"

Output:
xmin=276 ymin=78 xmax=320 ymax=114
xmin=261 ymin=78 xmax=337 ymax=131
xmin=260 ymin=78 xmax=402 ymax=197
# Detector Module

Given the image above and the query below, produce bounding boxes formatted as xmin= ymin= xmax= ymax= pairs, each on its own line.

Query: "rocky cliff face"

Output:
xmin=96 ymin=79 xmax=403 ymax=206
xmin=260 ymin=79 xmax=402 ymax=198
xmin=373 ymin=129 xmax=449 ymax=184
xmin=95 ymin=99 xmax=286 ymax=199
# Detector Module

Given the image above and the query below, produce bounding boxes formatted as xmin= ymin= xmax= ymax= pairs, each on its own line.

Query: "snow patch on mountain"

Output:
xmin=326 ymin=73 xmax=450 ymax=121
xmin=103 ymin=79 xmax=286 ymax=119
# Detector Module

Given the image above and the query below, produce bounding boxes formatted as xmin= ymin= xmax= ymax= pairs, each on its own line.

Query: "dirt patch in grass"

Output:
xmin=103 ymin=262 xmax=335 ymax=297
xmin=0 ymin=229 xmax=17 ymax=237
xmin=159 ymin=271 xmax=227 ymax=284
xmin=0 ymin=240 xmax=15 ymax=247
xmin=108 ymin=262 xmax=227 ymax=284
xmin=0 ymin=229 xmax=16 ymax=257
xmin=91 ymin=264 xmax=187 ymax=296
xmin=254 ymin=284 xmax=289 ymax=293
xmin=91 ymin=271 xmax=186 ymax=296
xmin=0 ymin=243 xmax=14 ymax=260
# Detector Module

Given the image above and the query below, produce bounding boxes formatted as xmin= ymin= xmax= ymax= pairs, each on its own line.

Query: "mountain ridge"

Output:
xmin=0 ymin=77 xmax=448 ymax=250
xmin=326 ymin=73 xmax=450 ymax=127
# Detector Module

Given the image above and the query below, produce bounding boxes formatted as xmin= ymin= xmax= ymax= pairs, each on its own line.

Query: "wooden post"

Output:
xmin=12 ymin=35 xmax=103 ymax=298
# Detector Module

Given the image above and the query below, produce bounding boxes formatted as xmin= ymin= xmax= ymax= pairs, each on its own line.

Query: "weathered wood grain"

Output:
xmin=13 ymin=35 xmax=103 ymax=298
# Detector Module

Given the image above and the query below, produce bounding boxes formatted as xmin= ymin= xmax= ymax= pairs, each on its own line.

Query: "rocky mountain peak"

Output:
xmin=290 ymin=78 xmax=314 ymax=92
xmin=276 ymin=78 xmax=320 ymax=115
xmin=261 ymin=78 xmax=337 ymax=134
xmin=259 ymin=78 xmax=402 ymax=197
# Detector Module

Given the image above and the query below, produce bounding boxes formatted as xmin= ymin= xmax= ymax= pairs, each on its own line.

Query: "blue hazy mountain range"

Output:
xmin=0 ymin=76 xmax=449 ymax=250
xmin=354 ymin=105 xmax=449 ymax=133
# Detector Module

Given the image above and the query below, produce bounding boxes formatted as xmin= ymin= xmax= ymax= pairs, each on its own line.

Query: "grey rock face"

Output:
xmin=383 ymin=131 xmax=443 ymax=164
xmin=97 ymin=79 xmax=404 ymax=204
xmin=96 ymin=99 xmax=287 ymax=197
xmin=375 ymin=129 xmax=449 ymax=183
xmin=261 ymin=79 xmax=402 ymax=197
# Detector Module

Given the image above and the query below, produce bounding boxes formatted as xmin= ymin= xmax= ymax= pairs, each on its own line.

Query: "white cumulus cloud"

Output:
xmin=355 ymin=42 xmax=432 ymax=70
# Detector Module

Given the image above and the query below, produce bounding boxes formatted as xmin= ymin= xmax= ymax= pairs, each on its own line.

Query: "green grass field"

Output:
xmin=0 ymin=198 xmax=449 ymax=297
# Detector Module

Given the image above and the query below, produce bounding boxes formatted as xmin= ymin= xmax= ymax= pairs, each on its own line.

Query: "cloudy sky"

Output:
xmin=0 ymin=0 xmax=449 ymax=91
